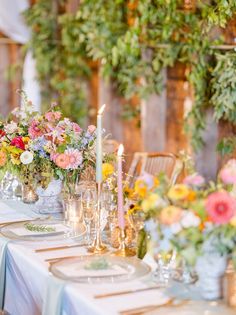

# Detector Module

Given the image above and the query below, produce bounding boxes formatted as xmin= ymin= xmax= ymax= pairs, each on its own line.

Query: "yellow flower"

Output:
xmin=167 ymin=184 xmax=190 ymax=200
xmin=230 ymin=215 xmax=236 ymax=227
xmin=134 ymin=179 xmax=147 ymax=198
xmin=160 ymin=206 xmax=182 ymax=225
xmin=10 ymin=154 xmax=21 ymax=165
xmin=153 ymin=177 xmax=160 ymax=188
xmin=102 ymin=163 xmax=114 ymax=180
xmin=124 ymin=186 xmax=135 ymax=198
xmin=142 ymin=193 xmax=159 ymax=212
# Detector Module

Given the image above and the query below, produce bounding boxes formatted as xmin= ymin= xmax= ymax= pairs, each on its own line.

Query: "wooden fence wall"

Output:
xmin=0 ymin=1 xmax=235 ymax=178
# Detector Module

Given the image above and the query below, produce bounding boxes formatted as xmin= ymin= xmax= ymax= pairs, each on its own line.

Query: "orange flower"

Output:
xmin=159 ymin=206 xmax=182 ymax=225
xmin=0 ymin=150 xmax=7 ymax=167
xmin=186 ymin=190 xmax=196 ymax=201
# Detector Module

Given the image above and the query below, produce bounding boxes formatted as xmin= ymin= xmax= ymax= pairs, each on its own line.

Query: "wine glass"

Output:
xmin=82 ymin=186 xmax=96 ymax=245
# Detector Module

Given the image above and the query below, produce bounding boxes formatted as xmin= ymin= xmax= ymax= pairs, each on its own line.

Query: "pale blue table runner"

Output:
xmin=42 ymin=275 xmax=66 ymax=315
xmin=0 ymin=237 xmax=10 ymax=309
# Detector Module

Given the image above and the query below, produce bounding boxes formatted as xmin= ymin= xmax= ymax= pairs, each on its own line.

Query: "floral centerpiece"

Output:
xmin=125 ymin=163 xmax=236 ymax=298
xmin=0 ymin=91 xmax=99 ymax=201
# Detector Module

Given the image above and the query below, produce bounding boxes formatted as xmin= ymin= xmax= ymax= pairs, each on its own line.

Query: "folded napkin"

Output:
xmin=42 ymin=275 xmax=65 ymax=315
xmin=0 ymin=237 xmax=10 ymax=309
xmin=58 ymin=262 xmax=129 ymax=278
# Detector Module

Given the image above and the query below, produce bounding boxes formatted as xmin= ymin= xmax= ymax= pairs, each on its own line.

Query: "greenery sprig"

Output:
xmin=24 ymin=222 xmax=56 ymax=233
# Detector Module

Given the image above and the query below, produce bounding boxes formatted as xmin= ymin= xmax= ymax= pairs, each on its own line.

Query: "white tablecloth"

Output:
xmin=0 ymin=200 xmax=235 ymax=315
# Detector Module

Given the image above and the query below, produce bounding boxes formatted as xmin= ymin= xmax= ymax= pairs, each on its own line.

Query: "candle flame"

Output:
xmin=118 ymin=144 xmax=124 ymax=156
xmin=98 ymin=104 xmax=106 ymax=115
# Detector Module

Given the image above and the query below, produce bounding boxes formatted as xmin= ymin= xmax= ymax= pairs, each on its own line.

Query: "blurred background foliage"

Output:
xmin=23 ymin=0 xmax=236 ymax=152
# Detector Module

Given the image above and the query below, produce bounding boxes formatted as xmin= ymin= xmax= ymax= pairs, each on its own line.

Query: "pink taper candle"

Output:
xmin=117 ymin=144 xmax=125 ymax=229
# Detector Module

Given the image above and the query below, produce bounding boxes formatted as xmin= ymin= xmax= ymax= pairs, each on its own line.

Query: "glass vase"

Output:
xmin=36 ymin=179 xmax=63 ymax=214
xmin=196 ymin=252 xmax=227 ymax=300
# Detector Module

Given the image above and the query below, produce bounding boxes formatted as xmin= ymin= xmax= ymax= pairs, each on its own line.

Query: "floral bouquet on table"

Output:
xmin=0 ymin=91 xmax=99 ymax=200
xmin=129 ymin=167 xmax=236 ymax=282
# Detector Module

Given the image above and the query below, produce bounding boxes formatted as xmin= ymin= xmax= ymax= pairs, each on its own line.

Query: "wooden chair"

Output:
xmin=127 ymin=152 xmax=181 ymax=186
xmin=103 ymin=139 xmax=119 ymax=154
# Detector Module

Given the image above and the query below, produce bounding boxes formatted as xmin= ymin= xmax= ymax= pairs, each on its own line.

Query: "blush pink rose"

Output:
xmin=183 ymin=173 xmax=205 ymax=187
xmin=71 ymin=123 xmax=82 ymax=133
xmin=206 ymin=191 xmax=236 ymax=224
xmin=219 ymin=160 xmax=236 ymax=185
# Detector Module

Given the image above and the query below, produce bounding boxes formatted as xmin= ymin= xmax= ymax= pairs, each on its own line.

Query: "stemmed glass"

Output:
xmin=128 ymin=208 xmax=145 ymax=247
xmin=82 ymin=185 xmax=96 ymax=245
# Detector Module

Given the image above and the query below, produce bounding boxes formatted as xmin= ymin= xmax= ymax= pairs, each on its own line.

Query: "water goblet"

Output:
xmin=153 ymin=249 xmax=177 ymax=287
xmin=82 ymin=187 xmax=96 ymax=245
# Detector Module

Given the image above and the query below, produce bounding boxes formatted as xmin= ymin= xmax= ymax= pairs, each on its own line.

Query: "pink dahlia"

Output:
xmin=45 ymin=111 xmax=61 ymax=122
xmin=219 ymin=160 xmax=236 ymax=185
xmin=206 ymin=191 xmax=236 ymax=224
xmin=71 ymin=122 xmax=82 ymax=133
xmin=65 ymin=148 xmax=83 ymax=169
xmin=183 ymin=173 xmax=205 ymax=187
xmin=28 ymin=120 xmax=43 ymax=139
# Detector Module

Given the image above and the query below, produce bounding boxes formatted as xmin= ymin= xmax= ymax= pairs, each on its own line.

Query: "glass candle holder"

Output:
xmin=22 ymin=184 xmax=39 ymax=204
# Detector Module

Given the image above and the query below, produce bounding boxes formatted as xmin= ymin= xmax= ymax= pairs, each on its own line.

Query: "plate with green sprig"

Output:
xmin=0 ymin=219 xmax=86 ymax=241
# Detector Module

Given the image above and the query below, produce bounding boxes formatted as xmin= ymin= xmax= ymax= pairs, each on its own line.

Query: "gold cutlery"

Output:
xmin=0 ymin=215 xmax=51 ymax=226
xmin=94 ymin=286 xmax=161 ymax=299
xmin=119 ymin=298 xmax=189 ymax=315
xmin=35 ymin=243 xmax=87 ymax=253
xmin=0 ymin=218 xmax=36 ymax=226
xmin=45 ymin=255 xmax=80 ymax=263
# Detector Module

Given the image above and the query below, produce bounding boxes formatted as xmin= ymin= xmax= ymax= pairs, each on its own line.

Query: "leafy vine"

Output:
xmin=24 ymin=0 xmax=236 ymax=152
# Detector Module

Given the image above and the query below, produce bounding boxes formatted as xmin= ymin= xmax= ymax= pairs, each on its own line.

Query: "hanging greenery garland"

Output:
xmin=24 ymin=0 xmax=90 ymax=124
xmin=24 ymin=0 xmax=236 ymax=152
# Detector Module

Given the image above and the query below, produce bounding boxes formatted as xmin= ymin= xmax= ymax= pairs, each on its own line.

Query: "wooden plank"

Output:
xmin=141 ymin=70 xmax=167 ymax=151
xmin=166 ymin=63 xmax=189 ymax=154
xmin=0 ymin=44 xmax=10 ymax=117
xmin=218 ymin=14 xmax=236 ymax=167
xmin=65 ymin=0 xmax=80 ymax=13
xmin=195 ymin=110 xmax=218 ymax=180
xmin=98 ymin=75 xmax=123 ymax=143
xmin=8 ymin=43 xmax=21 ymax=111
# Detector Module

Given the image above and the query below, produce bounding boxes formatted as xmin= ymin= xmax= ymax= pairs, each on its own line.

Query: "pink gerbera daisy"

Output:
xmin=206 ymin=191 xmax=236 ymax=224
xmin=65 ymin=148 xmax=83 ymax=169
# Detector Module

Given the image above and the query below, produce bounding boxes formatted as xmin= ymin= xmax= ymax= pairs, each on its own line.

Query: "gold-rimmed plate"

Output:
xmin=49 ymin=255 xmax=151 ymax=283
xmin=0 ymin=219 xmax=86 ymax=242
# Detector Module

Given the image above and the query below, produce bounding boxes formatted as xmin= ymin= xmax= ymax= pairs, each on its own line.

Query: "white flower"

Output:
xmin=170 ymin=222 xmax=182 ymax=234
xmin=20 ymin=151 xmax=34 ymax=165
xmin=181 ymin=211 xmax=200 ymax=228
xmin=4 ymin=121 xmax=18 ymax=134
